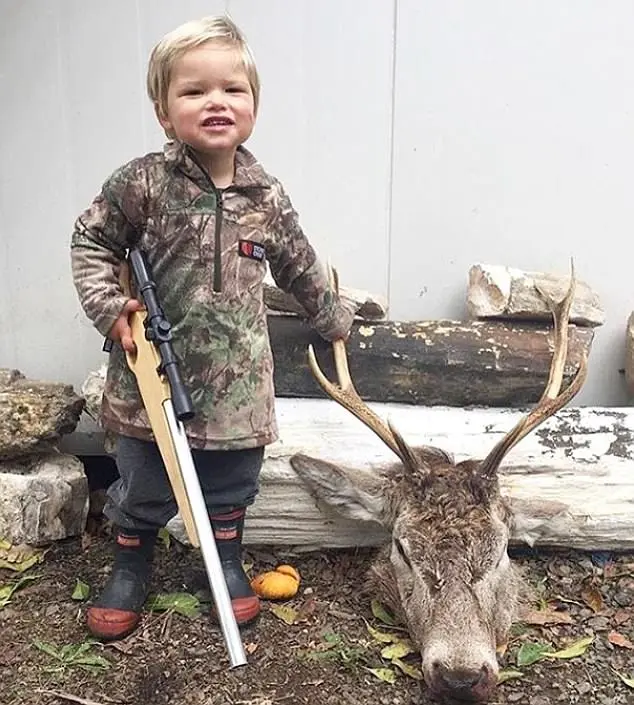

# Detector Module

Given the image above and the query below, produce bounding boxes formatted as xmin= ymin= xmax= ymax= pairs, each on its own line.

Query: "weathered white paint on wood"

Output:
xmin=166 ymin=399 xmax=634 ymax=550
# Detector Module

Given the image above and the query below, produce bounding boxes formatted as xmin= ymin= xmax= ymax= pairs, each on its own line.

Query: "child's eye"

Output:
xmin=226 ymin=86 xmax=245 ymax=93
xmin=182 ymin=89 xmax=203 ymax=97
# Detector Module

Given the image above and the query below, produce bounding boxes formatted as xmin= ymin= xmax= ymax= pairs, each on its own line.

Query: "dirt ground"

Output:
xmin=1 ymin=522 xmax=633 ymax=705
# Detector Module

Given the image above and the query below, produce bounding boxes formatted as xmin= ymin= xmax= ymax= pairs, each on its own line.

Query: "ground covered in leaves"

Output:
xmin=1 ymin=525 xmax=633 ymax=705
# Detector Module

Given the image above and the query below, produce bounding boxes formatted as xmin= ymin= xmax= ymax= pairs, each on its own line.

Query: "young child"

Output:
xmin=71 ymin=15 xmax=355 ymax=641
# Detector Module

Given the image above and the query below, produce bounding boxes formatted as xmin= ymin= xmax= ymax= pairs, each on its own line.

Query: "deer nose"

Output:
xmin=432 ymin=662 xmax=492 ymax=701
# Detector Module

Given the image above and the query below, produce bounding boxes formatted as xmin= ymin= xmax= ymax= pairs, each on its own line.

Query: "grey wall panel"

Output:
xmin=229 ymin=0 xmax=395 ymax=295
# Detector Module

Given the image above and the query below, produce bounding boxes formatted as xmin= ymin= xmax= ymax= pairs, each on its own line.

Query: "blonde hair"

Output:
xmin=147 ymin=15 xmax=260 ymax=118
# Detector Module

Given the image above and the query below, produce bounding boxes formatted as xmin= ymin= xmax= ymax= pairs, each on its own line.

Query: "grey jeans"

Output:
xmin=104 ymin=435 xmax=264 ymax=531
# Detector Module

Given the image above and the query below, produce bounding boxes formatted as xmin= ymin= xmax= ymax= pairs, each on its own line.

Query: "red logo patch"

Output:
xmin=238 ymin=240 xmax=265 ymax=262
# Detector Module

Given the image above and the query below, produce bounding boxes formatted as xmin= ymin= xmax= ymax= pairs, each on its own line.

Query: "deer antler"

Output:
xmin=478 ymin=261 xmax=588 ymax=478
xmin=307 ymin=267 xmax=419 ymax=469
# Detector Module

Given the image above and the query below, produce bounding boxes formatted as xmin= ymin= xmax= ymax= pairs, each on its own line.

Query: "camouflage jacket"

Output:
xmin=71 ymin=141 xmax=355 ymax=450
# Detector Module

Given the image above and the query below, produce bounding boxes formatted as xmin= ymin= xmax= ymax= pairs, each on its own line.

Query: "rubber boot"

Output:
xmin=86 ymin=527 xmax=157 ymax=640
xmin=210 ymin=508 xmax=260 ymax=626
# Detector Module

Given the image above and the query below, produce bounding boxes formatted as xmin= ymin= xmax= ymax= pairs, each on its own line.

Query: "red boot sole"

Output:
xmin=86 ymin=606 xmax=141 ymax=641
xmin=211 ymin=595 xmax=261 ymax=628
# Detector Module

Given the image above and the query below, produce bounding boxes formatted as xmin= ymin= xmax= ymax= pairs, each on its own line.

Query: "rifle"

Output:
xmin=116 ymin=247 xmax=247 ymax=668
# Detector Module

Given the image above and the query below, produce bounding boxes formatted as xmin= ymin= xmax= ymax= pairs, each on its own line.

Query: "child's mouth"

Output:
xmin=202 ymin=117 xmax=234 ymax=128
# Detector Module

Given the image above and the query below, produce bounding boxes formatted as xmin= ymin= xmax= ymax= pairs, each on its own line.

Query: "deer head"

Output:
xmin=290 ymin=266 xmax=587 ymax=703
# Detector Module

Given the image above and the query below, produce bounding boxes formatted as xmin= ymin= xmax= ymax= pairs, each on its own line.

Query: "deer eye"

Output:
xmin=394 ymin=539 xmax=412 ymax=568
xmin=424 ymin=571 xmax=444 ymax=593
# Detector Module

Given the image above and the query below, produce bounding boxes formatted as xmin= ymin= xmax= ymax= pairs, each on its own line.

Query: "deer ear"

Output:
xmin=290 ymin=453 xmax=387 ymax=524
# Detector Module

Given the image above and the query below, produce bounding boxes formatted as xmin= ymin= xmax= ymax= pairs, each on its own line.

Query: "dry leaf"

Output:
xmin=612 ymin=668 xmax=634 ymax=689
xmin=0 ymin=575 xmax=39 ymax=609
xmin=366 ymin=624 xmax=401 ymax=644
xmin=245 ymin=642 xmax=259 ymax=654
xmin=365 ymin=666 xmax=397 ymax=684
xmin=607 ymin=631 xmax=634 ymax=650
xmin=545 ymin=635 xmax=594 ymax=660
xmin=581 ymin=586 xmax=604 ymax=613
xmin=613 ymin=609 xmax=631 ymax=627
xmin=521 ymin=608 xmax=573 ymax=626
xmin=380 ymin=639 xmax=416 ymax=660
xmin=295 ymin=596 xmax=317 ymax=622
xmin=392 ymin=657 xmax=423 ymax=680
xmin=0 ymin=542 xmax=45 ymax=573
xmin=268 ymin=604 xmax=298 ymax=625
xmin=371 ymin=600 xmax=398 ymax=626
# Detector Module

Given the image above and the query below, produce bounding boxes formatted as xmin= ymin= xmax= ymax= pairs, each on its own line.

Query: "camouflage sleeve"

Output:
xmin=266 ymin=180 xmax=357 ymax=341
xmin=70 ymin=160 xmax=147 ymax=337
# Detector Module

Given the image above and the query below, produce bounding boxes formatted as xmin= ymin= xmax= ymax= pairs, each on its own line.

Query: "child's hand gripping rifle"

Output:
xmin=120 ymin=247 xmax=247 ymax=668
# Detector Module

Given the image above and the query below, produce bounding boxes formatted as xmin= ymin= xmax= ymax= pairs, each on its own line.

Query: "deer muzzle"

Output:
xmin=428 ymin=661 xmax=497 ymax=702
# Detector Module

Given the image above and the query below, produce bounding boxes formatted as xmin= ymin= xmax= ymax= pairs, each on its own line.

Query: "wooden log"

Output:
xmin=267 ymin=315 xmax=593 ymax=407
xmin=164 ymin=400 xmax=634 ymax=551
xmin=467 ymin=263 xmax=605 ymax=327
xmin=264 ymin=284 xmax=387 ymax=321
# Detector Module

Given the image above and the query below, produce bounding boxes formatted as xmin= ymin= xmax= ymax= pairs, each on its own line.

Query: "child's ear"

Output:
xmin=154 ymin=102 xmax=174 ymax=137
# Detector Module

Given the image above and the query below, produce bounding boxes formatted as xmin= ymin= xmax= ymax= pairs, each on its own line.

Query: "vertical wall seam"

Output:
xmin=385 ymin=0 xmax=399 ymax=309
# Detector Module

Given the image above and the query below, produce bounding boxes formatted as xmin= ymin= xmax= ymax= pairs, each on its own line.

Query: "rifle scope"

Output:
xmin=128 ymin=248 xmax=195 ymax=422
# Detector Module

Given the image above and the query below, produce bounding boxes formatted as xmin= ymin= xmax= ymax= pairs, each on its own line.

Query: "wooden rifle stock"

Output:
xmin=116 ymin=249 xmax=247 ymax=668
xmin=120 ymin=268 xmax=200 ymax=545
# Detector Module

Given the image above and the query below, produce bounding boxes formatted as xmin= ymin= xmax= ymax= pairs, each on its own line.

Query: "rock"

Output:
xmin=587 ymin=616 xmax=611 ymax=631
xmin=467 ymin=263 xmax=604 ymax=327
xmin=614 ymin=578 xmax=634 ymax=607
xmin=529 ymin=696 xmax=550 ymax=705
xmin=80 ymin=364 xmax=107 ymax=422
xmin=0 ymin=453 xmax=89 ymax=545
xmin=0 ymin=370 xmax=23 ymax=386
xmin=0 ymin=369 xmax=85 ymax=460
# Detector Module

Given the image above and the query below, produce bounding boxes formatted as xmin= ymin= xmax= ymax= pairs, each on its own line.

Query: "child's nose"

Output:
xmin=206 ymin=89 xmax=226 ymax=107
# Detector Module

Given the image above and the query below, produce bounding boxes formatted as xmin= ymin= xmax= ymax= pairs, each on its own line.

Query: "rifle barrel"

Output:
xmin=164 ymin=402 xmax=247 ymax=668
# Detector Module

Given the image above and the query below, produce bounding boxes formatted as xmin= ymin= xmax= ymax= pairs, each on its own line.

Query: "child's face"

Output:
xmin=158 ymin=43 xmax=255 ymax=162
